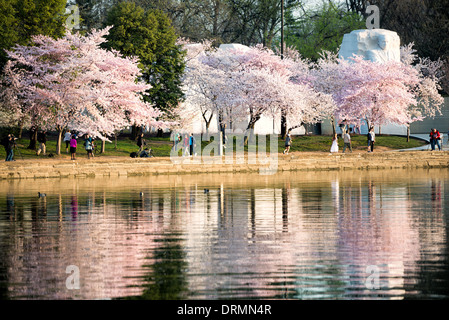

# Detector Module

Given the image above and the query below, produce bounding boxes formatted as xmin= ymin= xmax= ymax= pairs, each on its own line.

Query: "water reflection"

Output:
xmin=0 ymin=169 xmax=448 ymax=299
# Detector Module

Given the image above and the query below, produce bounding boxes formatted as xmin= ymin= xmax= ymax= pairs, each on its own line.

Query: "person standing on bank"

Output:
xmin=429 ymin=128 xmax=441 ymax=151
xmin=84 ymin=134 xmax=94 ymax=159
xmin=367 ymin=127 xmax=375 ymax=152
xmin=2 ymin=134 xmax=15 ymax=161
xmin=137 ymin=133 xmax=146 ymax=152
xmin=330 ymin=133 xmax=339 ymax=153
xmin=283 ymin=132 xmax=292 ymax=154
xmin=64 ymin=130 xmax=72 ymax=153
xmin=36 ymin=130 xmax=47 ymax=156
xmin=342 ymin=131 xmax=352 ymax=153
xmin=70 ymin=134 xmax=77 ymax=160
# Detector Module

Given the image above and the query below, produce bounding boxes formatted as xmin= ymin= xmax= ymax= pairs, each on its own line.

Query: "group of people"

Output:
xmin=173 ymin=132 xmax=197 ymax=157
xmin=2 ymin=126 xmax=447 ymax=162
xmin=134 ymin=133 xmax=154 ymax=158
xmin=63 ymin=130 xmax=95 ymax=160
xmin=286 ymin=126 xmax=377 ymax=154
xmin=316 ymin=126 xmax=445 ymax=154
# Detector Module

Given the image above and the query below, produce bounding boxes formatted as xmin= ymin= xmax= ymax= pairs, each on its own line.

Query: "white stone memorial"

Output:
xmin=338 ymin=29 xmax=400 ymax=63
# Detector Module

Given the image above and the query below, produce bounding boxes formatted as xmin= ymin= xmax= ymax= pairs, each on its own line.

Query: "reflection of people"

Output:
xmin=283 ymin=133 xmax=292 ymax=155
xmin=366 ymin=33 xmax=400 ymax=63
xmin=367 ymin=127 xmax=375 ymax=152
xmin=71 ymin=195 xmax=78 ymax=220
xmin=429 ymin=128 xmax=441 ymax=151
xmin=330 ymin=134 xmax=339 ymax=153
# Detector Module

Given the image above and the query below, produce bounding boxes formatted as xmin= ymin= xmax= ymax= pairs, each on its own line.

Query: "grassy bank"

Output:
xmin=0 ymin=133 xmax=427 ymax=160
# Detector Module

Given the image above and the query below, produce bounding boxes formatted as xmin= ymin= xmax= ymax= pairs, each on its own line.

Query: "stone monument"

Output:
xmin=338 ymin=29 xmax=400 ymax=63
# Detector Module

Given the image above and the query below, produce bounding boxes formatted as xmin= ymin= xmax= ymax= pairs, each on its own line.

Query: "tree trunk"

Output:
xmin=27 ymin=127 xmax=37 ymax=150
xmin=17 ymin=119 xmax=24 ymax=139
xmin=101 ymin=139 xmax=106 ymax=153
xmin=365 ymin=119 xmax=372 ymax=133
xmin=281 ymin=112 xmax=287 ymax=139
xmin=56 ymin=128 xmax=63 ymax=155
xmin=202 ymin=111 xmax=213 ymax=140
xmin=131 ymin=125 xmax=143 ymax=140
xmin=244 ymin=121 xmax=256 ymax=145
xmin=330 ymin=116 xmax=336 ymax=136
xmin=407 ymin=125 xmax=410 ymax=142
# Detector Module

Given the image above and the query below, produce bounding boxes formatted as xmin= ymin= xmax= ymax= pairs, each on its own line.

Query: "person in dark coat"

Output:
xmin=2 ymin=134 xmax=15 ymax=161
xmin=137 ymin=133 xmax=146 ymax=152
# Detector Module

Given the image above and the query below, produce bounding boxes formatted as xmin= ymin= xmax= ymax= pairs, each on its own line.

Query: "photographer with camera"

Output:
xmin=1 ymin=134 xmax=16 ymax=161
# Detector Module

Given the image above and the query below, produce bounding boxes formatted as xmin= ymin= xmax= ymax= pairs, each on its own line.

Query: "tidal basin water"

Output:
xmin=0 ymin=169 xmax=448 ymax=300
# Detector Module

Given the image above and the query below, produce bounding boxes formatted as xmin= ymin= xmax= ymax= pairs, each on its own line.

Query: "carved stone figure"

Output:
xmin=339 ymin=29 xmax=400 ymax=63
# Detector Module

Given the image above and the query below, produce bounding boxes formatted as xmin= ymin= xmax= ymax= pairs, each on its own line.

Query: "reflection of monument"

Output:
xmin=339 ymin=29 xmax=400 ymax=63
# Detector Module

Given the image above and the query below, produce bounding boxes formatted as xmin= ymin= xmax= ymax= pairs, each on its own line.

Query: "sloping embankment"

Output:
xmin=1 ymin=151 xmax=448 ymax=180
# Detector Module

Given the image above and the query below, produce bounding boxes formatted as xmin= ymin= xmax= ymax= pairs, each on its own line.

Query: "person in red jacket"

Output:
xmin=429 ymin=128 xmax=441 ymax=151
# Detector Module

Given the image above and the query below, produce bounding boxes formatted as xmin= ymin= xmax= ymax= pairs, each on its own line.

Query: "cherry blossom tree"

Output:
xmin=180 ymin=42 xmax=336 ymax=144
xmin=2 ymin=27 xmax=162 ymax=154
xmin=180 ymin=40 xmax=225 ymax=136
xmin=0 ymin=60 xmax=29 ymax=135
xmin=200 ymin=44 xmax=329 ymax=143
xmin=311 ymin=47 xmax=444 ymax=133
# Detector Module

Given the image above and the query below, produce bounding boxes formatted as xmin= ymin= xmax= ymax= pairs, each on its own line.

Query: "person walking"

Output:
xmin=342 ymin=131 xmax=352 ymax=153
xmin=330 ymin=133 xmax=339 ymax=153
xmin=283 ymin=133 xmax=292 ymax=154
xmin=367 ymin=127 xmax=375 ymax=152
xmin=429 ymin=128 xmax=441 ymax=151
xmin=36 ymin=130 xmax=47 ymax=156
xmin=64 ymin=130 xmax=72 ymax=153
xmin=70 ymin=134 xmax=77 ymax=160
xmin=137 ymin=133 xmax=146 ymax=152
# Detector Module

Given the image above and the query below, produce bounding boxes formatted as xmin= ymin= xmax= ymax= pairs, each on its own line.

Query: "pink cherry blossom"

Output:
xmin=2 ymin=27 xmax=162 ymax=154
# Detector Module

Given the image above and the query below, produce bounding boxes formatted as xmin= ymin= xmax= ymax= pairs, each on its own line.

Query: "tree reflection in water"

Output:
xmin=0 ymin=170 xmax=447 ymax=299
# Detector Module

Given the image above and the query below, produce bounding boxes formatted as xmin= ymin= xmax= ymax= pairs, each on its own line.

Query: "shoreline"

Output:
xmin=1 ymin=150 xmax=448 ymax=180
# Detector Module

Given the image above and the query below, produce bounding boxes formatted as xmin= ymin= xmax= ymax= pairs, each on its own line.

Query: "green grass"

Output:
xmin=0 ymin=134 xmax=428 ymax=160
xmin=283 ymin=134 xmax=427 ymax=153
